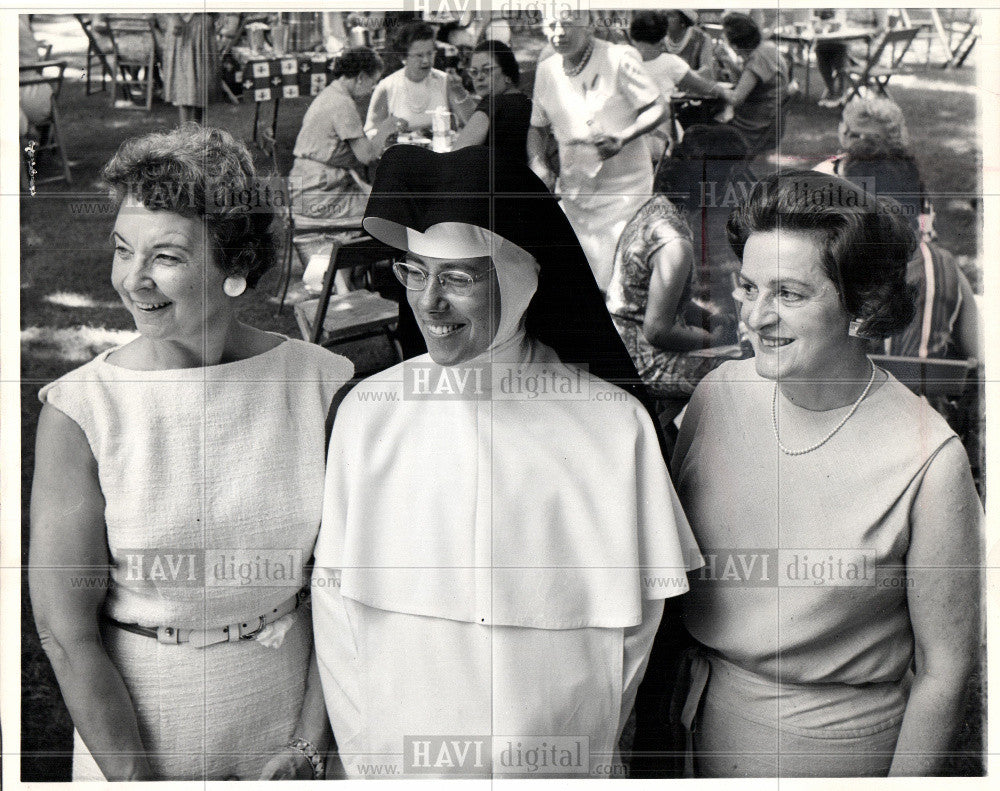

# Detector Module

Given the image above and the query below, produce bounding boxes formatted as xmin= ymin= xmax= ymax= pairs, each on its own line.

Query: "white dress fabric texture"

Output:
xmin=39 ymin=338 xmax=352 ymax=780
xmin=313 ymin=341 xmax=701 ymax=777
xmin=531 ymin=40 xmax=660 ymax=290
xmin=364 ymin=68 xmax=449 ymax=133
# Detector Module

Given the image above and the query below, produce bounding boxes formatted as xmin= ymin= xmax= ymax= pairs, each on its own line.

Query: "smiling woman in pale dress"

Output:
xmin=29 ymin=125 xmax=352 ymax=780
xmin=673 ymin=171 xmax=982 ymax=777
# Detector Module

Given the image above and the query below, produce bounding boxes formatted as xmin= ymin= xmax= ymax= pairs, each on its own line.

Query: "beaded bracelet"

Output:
xmin=287 ymin=737 xmax=325 ymax=780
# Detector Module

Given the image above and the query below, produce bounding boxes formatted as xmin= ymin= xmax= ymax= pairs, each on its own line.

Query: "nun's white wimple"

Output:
xmin=404 ymin=223 xmax=540 ymax=355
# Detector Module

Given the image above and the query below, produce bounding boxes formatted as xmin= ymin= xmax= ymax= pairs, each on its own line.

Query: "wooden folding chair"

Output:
xmin=107 ymin=15 xmax=158 ymax=110
xmin=843 ymin=27 xmax=922 ymax=101
xmin=20 ymin=60 xmax=73 ymax=186
xmin=870 ymin=354 xmax=977 ymax=399
xmin=75 ymin=14 xmax=114 ymax=95
xmin=293 ymin=235 xmax=401 ymax=368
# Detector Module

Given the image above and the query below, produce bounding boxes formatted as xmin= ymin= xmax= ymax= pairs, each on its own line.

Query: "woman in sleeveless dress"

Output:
xmin=29 ymin=125 xmax=352 ymax=780
xmin=673 ymin=171 xmax=982 ymax=776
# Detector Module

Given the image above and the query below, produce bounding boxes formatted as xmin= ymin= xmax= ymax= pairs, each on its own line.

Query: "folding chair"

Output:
xmin=293 ymin=235 xmax=402 ymax=369
xmin=870 ymin=354 xmax=977 ymax=399
xmin=107 ymin=15 xmax=158 ymax=110
xmin=75 ymin=14 xmax=114 ymax=95
xmin=842 ymin=27 xmax=922 ymax=101
xmin=19 ymin=61 xmax=73 ymax=186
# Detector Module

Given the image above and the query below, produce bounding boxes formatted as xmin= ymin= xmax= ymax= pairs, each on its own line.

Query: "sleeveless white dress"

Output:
xmin=39 ymin=338 xmax=352 ymax=780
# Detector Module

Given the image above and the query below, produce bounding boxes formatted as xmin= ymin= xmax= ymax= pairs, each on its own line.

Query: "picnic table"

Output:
xmin=771 ymin=26 xmax=876 ymax=100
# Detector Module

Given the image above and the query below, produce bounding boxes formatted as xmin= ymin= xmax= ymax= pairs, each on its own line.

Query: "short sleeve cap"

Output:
xmin=615 ymin=45 xmax=661 ymax=109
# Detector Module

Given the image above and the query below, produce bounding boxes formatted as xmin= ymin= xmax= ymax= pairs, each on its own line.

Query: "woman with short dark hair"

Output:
xmin=452 ymin=39 xmax=532 ymax=161
xmin=672 ymin=170 xmax=982 ymax=777
xmin=289 ymin=46 xmax=397 ymax=222
xmin=721 ymin=12 xmax=791 ymax=157
xmin=30 ymin=125 xmax=352 ymax=780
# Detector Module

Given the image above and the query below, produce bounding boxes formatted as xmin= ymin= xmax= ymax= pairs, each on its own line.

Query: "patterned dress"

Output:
xmin=606 ymin=196 xmax=737 ymax=399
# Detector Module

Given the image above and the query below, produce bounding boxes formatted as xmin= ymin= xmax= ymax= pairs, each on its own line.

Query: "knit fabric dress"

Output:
xmin=39 ymin=338 xmax=351 ymax=780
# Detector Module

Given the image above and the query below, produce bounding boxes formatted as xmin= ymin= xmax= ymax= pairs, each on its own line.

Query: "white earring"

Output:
xmin=848 ymin=318 xmax=864 ymax=338
xmin=223 ymin=276 xmax=247 ymax=297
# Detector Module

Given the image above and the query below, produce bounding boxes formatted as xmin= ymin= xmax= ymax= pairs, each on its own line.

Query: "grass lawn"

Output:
xmin=18 ymin=14 xmax=984 ymax=780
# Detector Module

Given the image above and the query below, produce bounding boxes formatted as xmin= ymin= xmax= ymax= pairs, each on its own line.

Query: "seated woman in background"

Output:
xmin=30 ymin=125 xmax=353 ymax=780
xmin=841 ymin=137 xmax=981 ymax=361
xmin=674 ymin=171 xmax=982 ymax=777
xmin=720 ymin=13 xmax=791 ymax=158
xmin=365 ymin=21 xmax=476 ymax=136
xmin=815 ymin=94 xmax=936 ymax=240
xmin=628 ymin=11 xmax=733 ymax=159
xmin=288 ymin=47 xmax=399 ymax=223
xmin=606 ymin=194 xmax=738 ymax=406
xmin=452 ymin=40 xmax=532 ymax=162
xmin=663 ymin=10 xmax=716 ymax=77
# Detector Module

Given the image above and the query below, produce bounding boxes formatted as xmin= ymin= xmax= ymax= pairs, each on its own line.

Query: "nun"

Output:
xmin=311 ymin=145 xmax=701 ymax=778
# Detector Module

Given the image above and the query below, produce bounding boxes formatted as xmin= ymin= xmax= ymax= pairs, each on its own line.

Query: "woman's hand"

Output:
xmin=259 ymin=748 xmax=316 ymax=780
xmin=592 ymin=133 xmax=625 ymax=160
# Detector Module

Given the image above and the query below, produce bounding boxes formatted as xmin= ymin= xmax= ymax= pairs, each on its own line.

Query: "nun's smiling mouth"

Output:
xmin=426 ymin=323 xmax=465 ymax=338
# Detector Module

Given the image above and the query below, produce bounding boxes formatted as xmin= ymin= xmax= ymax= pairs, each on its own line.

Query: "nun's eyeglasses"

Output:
xmin=393 ymin=261 xmax=494 ymax=296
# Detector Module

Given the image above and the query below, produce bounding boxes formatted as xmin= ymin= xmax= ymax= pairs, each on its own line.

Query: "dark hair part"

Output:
xmin=101 ymin=124 xmax=277 ymax=288
xmin=396 ymin=21 xmax=436 ymax=54
xmin=472 ymin=39 xmax=520 ymax=85
xmin=841 ymin=136 xmax=925 ymax=235
xmin=630 ymin=10 xmax=668 ymax=44
xmin=726 ymin=170 xmax=916 ymax=338
xmin=332 ymin=46 xmax=382 ymax=80
xmin=723 ymin=13 xmax=761 ymax=50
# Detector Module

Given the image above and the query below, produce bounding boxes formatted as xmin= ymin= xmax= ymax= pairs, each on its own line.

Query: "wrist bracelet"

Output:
xmin=287 ymin=737 xmax=325 ymax=780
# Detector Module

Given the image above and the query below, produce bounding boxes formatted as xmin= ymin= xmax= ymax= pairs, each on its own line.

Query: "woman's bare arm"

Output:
xmin=29 ymin=404 xmax=152 ymax=780
xmin=889 ymin=438 xmax=982 ymax=775
xmin=643 ymin=237 xmax=719 ymax=351
xmin=452 ymin=110 xmax=490 ymax=150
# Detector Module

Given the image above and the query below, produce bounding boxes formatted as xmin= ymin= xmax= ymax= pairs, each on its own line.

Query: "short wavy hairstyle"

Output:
xmin=722 ymin=13 xmax=761 ymax=51
xmin=472 ymin=39 xmax=520 ymax=85
xmin=629 ymin=10 xmax=668 ymax=44
xmin=395 ymin=21 xmax=436 ymax=55
xmin=101 ymin=124 xmax=277 ymax=288
xmin=726 ymin=170 xmax=916 ymax=339
xmin=332 ymin=46 xmax=383 ymax=80
xmin=841 ymin=94 xmax=910 ymax=149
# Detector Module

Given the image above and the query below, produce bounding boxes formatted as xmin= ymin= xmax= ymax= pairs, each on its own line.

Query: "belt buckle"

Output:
xmin=238 ymin=616 xmax=265 ymax=640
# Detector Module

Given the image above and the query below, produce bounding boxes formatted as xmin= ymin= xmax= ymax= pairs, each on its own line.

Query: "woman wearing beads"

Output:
xmin=672 ymin=171 xmax=982 ymax=777
xmin=528 ymin=10 xmax=667 ymax=291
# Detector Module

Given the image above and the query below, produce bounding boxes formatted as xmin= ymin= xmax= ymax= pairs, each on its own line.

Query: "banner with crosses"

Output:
xmin=239 ymin=56 xmax=336 ymax=103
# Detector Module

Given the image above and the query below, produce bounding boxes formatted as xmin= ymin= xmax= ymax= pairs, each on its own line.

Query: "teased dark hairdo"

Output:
xmin=841 ymin=136 xmax=924 ymax=234
xmin=332 ymin=46 xmax=383 ymax=80
xmin=723 ymin=13 xmax=761 ymax=50
xmin=472 ymin=39 xmax=520 ymax=85
xmin=726 ymin=170 xmax=916 ymax=338
xmin=102 ymin=125 xmax=277 ymax=288
xmin=396 ymin=21 xmax=436 ymax=54
xmin=630 ymin=10 xmax=668 ymax=44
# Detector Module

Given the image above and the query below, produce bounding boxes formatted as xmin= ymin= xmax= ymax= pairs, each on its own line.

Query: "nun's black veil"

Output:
xmin=364 ymin=146 xmax=685 ymax=774
xmin=364 ymin=144 xmax=659 ymax=432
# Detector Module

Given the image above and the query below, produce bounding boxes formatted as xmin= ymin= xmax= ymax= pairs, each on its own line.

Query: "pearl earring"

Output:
xmin=223 ymin=276 xmax=247 ymax=297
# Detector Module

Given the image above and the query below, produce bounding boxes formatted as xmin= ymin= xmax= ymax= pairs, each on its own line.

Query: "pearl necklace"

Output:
xmin=563 ymin=37 xmax=595 ymax=78
xmin=771 ymin=359 xmax=877 ymax=456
